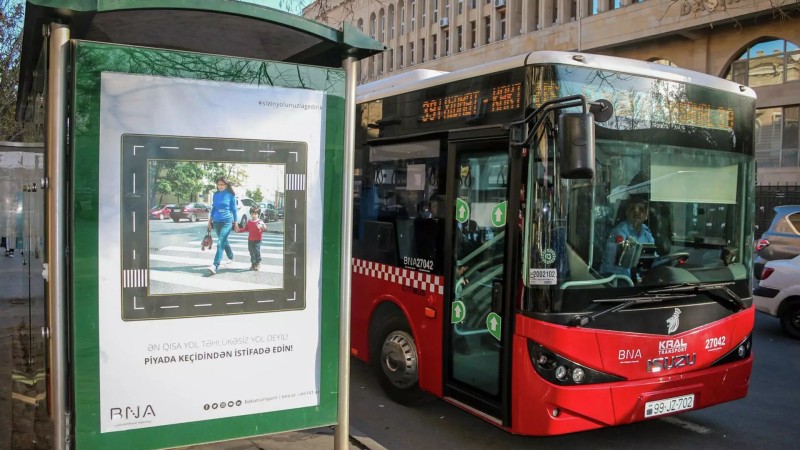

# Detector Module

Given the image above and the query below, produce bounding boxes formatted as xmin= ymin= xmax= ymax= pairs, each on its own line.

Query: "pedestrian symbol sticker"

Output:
xmin=487 ymin=312 xmax=502 ymax=341
xmin=490 ymin=201 xmax=507 ymax=228
xmin=456 ymin=198 xmax=470 ymax=223
xmin=452 ymin=300 xmax=466 ymax=324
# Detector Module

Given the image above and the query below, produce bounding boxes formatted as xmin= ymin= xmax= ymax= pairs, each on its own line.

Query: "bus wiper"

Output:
xmin=644 ymin=282 xmax=746 ymax=312
xmin=570 ymin=292 xmax=694 ymax=327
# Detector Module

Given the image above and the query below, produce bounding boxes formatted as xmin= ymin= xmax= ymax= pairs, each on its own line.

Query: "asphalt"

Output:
xmin=0 ymin=237 xmax=388 ymax=450
xmin=186 ymin=426 xmax=387 ymax=450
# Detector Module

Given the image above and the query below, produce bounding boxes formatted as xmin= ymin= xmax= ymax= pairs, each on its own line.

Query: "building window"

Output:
xmin=500 ymin=12 xmax=506 ymax=39
xmin=650 ymin=58 xmax=678 ymax=67
xmin=379 ymin=10 xmax=386 ymax=42
xmin=399 ymin=45 xmax=404 ymax=68
xmin=456 ymin=25 xmax=462 ymax=52
xmin=389 ymin=5 xmax=395 ymax=39
xmin=388 ymin=49 xmax=394 ymax=71
xmin=433 ymin=34 xmax=438 ymax=59
xmin=755 ymin=106 xmax=800 ymax=168
xmin=401 ymin=4 xmax=406 ymax=35
xmin=445 ymin=0 xmax=450 ymax=18
xmin=458 ymin=0 xmax=463 ymax=14
xmin=725 ymin=39 xmax=800 ymax=88
xmin=369 ymin=13 xmax=376 ymax=39
xmin=445 ymin=30 xmax=450 ymax=55
xmin=421 ymin=38 xmax=426 ymax=62
xmin=411 ymin=0 xmax=416 ymax=31
xmin=469 ymin=20 xmax=476 ymax=48
xmin=434 ymin=0 xmax=439 ymax=21
xmin=422 ymin=0 xmax=427 ymax=26
xmin=410 ymin=42 xmax=415 ymax=65
xmin=357 ymin=18 xmax=363 ymax=32
xmin=484 ymin=16 xmax=491 ymax=44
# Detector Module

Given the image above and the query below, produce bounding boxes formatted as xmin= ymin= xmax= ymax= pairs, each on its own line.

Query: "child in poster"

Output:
xmin=237 ymin=206 xmax=268 ymax=270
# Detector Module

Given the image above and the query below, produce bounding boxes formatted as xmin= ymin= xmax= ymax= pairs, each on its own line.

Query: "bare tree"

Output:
xmin=0 ymin=0 xmax=24 ymax=141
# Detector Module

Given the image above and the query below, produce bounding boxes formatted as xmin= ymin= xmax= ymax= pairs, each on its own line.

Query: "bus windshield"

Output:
xmin=524 ymin=64 xmax=756 ymax=313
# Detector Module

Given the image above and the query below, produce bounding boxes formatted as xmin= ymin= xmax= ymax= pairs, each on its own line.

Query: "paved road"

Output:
xmin=350 ymin=311 xmax=800 ymax=450
xmin=148 ymin=219 xmax=285 ymax=294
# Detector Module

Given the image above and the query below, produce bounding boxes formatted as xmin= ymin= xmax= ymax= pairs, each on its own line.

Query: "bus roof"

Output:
xmin=356 ymin=51 xmax=756 ymax=103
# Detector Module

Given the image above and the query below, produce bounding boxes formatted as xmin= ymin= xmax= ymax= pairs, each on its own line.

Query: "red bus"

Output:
xmin=350 ymin=51 xmax=756 ymax=436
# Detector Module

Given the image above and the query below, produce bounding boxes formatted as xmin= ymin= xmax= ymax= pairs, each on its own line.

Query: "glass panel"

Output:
xmin=523 ymin=65 xmax=755 ymax=313
xmin=755 ymin=107 xmax=782 ymax=168
xmin=782 ymin=106 xmax=799 ymax=167
xmin=0 ymin=144 xmax=51 ymax=449
xmin=787 ymin=51 xmax=800 ymax=83
xmin=748 ymin=54 xmax=784 ymax=87
xmin=451 ymin=150 xmax=508 ymax=397
xmin=731 ymin=59 xmax=748 ymax=85
xmin=749 ymin=39 xmax=785 ymax=58
xmin=353 ymin=140 xmax=445 ymax=272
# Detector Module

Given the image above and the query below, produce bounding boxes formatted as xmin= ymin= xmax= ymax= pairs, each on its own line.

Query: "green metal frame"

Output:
xmin=71 ymin=40 xmax=345 ymax=450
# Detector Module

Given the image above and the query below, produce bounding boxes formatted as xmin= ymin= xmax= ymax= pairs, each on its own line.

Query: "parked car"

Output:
xmin=754 ymin=255 xmax=800 ymax=339
xmin=259 ymin=203 xmax=277 ymax=222
xmin=149 ymin=204 xmax=174 ymax=220
xmin=754 ymin=205 xmax=800 ymax=280
xmin=169 ymin=203 xmax=210 ymax=222
xmin=277 ymin=207 xmax=284 ymax=220
xmin=236 ymin=197 xmax=258 ymax=227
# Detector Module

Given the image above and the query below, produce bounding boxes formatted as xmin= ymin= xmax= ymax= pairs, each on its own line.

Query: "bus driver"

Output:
xmin=600 ymin=196 xmax=655 ymax=279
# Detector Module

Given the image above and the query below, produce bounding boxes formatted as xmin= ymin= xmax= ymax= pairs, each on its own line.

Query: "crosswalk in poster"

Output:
xmin=95 ymin=72 xmax=324 ymax=432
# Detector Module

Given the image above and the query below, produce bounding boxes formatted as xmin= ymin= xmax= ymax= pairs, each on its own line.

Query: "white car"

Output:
xmin=237 ymin=197 xmax=258 ymax=227
xmin=753 ymin=255 xmax=800 ymax=339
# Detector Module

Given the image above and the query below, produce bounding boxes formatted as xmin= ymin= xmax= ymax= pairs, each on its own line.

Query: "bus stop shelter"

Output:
xmin=14 ymin=2 xmax=382 ymax=449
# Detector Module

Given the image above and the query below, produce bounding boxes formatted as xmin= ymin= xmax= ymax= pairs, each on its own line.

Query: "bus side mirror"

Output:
xmin=559 ymin=112 xmax=595 ymax=179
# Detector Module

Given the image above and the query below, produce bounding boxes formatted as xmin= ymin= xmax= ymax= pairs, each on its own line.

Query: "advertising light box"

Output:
xmin=71 ymin=41 xmax=344 ymax=449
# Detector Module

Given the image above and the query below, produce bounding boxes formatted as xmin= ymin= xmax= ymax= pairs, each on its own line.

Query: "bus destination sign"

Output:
xmin=420 ymin=82 xmax=522 ymax=123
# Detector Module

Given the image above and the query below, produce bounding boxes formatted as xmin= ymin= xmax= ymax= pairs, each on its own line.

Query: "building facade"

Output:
xmin=304 ymin=0 xmax=800 ymax=186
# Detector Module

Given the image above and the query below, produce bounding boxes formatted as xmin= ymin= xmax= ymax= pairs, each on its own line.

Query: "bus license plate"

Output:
xmin=644 ymin=394 xmax=695 ymax=418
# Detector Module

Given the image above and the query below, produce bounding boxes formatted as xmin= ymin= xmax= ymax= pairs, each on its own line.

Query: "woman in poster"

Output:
xmin=207 ymin=177 xmax=240 ymax=274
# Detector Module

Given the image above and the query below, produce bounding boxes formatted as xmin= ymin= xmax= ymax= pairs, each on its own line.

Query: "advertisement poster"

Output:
xmin=96 ymin=72 xmax=324 ymax=432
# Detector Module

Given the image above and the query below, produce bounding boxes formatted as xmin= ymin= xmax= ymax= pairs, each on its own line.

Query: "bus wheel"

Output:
xmin=780 ymin=301 xmax=800 ymax=339
xmin=374 ymin=316 xmax=424 ymax=405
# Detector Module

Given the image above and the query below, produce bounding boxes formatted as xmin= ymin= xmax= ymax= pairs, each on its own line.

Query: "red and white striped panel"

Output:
xmin=352 ymin=258 xmax=444 ymax=296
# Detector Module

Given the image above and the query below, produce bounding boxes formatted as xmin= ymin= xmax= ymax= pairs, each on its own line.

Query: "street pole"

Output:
xmin=46 ymin=22 xmax=70 ymax=450
xmin=334 ymin=54 xmax=358 ymax=450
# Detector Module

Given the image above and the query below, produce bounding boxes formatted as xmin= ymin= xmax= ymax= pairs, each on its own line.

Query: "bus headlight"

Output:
xmin=711 ymin=334 xmax=752 ymax=367
xmin=555 ymin=365 xmax=568 ymax=381
xmin=528 ymin=341 xmax=624 ymax=386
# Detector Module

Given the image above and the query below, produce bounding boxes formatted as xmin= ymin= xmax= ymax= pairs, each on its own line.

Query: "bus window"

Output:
xmin=353 ymin=140 xmax=446 ymax=274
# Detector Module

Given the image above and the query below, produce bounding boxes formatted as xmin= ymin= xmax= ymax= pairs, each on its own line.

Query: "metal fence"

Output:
xmin=755 ymin=183 xmax=800 ymax=238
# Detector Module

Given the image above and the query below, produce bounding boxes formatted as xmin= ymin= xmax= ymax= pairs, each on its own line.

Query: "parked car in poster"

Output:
xmin=149 ymin=204 xmax=174 ymax=220
xmin=169 ymin=203 xmax=211 ymax=222
xmin=259 ymin=202 xmax=277 ymax=222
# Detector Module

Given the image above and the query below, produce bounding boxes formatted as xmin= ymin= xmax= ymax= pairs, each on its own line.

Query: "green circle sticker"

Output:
xmin=541 ymin=248 xmax=556 ymax=265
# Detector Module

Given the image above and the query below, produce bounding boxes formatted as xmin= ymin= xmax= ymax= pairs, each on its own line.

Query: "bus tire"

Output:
xmin=373 ymin=315 xmax=425 ymax=405
xmin=779 ymin=300 xmax=800 ymax=339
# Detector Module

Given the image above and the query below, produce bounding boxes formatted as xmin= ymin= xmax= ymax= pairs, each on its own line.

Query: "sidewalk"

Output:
xmin=1 ymin=251 xmax=388 ymax=450
xmin=185 ymin=426 xmax=387 ymax=450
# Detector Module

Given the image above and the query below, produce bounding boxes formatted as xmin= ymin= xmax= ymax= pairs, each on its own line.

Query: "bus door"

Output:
xmin=444 ymin=137 xmax=514 ymax=423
